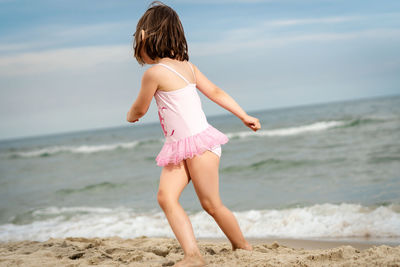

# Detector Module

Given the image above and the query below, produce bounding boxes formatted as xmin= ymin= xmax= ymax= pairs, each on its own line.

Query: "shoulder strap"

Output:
xmin=187 ymin=62 xmax=196 ymax=84
xmin=157 ymin=63 xmax=190 ymax=84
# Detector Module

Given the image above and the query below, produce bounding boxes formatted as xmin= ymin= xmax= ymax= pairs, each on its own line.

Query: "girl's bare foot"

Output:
xmin=232 ymin=241 xmax=253 ymax=251
xmin=173 ymin=254 xmax=206 ymax=267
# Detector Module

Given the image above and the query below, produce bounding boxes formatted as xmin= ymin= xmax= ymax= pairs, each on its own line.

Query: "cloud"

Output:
xmin=222 ymin=15 xmax=370 ymax=40
xmin=191 ymin=28 xmax=400 ymax=56
xmin=0 ymin=20 xmax=139 ymax=76
xmin=36 ymin=21 xmax=134 ymax=40
xmin=0 ymin=21 xmax=135 ymax=55
xmin=1 ymin=14 xmax=399 ymax=76
xmin=0 ymin=45 xmax=133 ymax=76
xmin=0 ymin=43 xmax=35 ymax=52
xmin=262 ymin=16 xmax=360 ymax=27
xmin=1 ymin=11 xmax=399 ymax=75
xmin=189 ymin=13 xmax=400 ymax=56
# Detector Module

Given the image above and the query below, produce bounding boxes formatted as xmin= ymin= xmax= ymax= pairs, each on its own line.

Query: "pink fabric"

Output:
xmin=156 ymin=124 xmax=229 ymax=166
xmin=155 ymin=85 xmax=209 ymax=143
xmin=153 ymin=62 xmax=229 ymax=167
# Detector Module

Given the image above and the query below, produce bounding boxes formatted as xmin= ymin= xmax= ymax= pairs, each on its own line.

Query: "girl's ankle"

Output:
xmin=184 ymin=250 xmax=203 ymax=258
xmin=232 ymin=241 xmax=253 ymax=251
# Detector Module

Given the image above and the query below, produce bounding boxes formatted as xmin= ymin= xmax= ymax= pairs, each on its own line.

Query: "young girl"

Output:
xmin=127 ymin=2 xmax=261 ymax=266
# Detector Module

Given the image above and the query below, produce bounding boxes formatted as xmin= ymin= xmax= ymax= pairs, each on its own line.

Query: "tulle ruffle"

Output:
xmin=156 ymin=125 xmax=229 ymax=166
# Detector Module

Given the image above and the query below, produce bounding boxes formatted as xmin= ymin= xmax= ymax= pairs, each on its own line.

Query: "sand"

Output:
xmin=0 ymin=236 xmax=399 ymax=266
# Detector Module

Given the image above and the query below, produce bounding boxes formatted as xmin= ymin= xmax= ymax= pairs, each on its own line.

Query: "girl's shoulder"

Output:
xmin=142 ymin=64 xmax=165 ymax=82
xmin=143 ymin=60 xmax=198 ymax=84
xmin=142 ymin=63 xmax=180 ymax=88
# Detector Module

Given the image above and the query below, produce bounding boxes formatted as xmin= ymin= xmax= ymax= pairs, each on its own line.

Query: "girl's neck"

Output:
xmin=155 ymin=57 xmax=184 ymax=64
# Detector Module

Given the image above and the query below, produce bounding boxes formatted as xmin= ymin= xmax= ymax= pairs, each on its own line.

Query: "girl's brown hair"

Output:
xmin=133 ymin=1 xmax=189 ymax=65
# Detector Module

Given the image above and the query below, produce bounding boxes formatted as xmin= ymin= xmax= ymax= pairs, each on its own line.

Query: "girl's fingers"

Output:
xmin=250 ymin=121 xmax=260 ymax=131
xmin=243 ymin=117 xmax=260 ymax=131
xmin=249 ymin=124 xmax=257 ymax=131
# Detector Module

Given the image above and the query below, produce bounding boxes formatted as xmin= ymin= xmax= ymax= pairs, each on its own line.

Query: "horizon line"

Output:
xmin=0 ymin=93 xmax=398 ymax=143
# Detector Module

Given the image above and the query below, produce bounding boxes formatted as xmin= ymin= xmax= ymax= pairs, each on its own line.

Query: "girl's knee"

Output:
xmin=157 ymin=189 xmax=167 ymax=208
xmin=157 ymin=189 xmax=177 ymax=210
xmin=200 ymin=199 xmax=223 ymax=217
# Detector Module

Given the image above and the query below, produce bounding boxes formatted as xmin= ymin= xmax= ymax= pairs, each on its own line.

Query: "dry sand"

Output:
xmin=0 ymin=236 xmax=399 ymax=266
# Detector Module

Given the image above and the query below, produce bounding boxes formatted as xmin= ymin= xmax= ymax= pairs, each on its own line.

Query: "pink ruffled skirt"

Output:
xmin=156 ymin=125 xmax=229 ymax=166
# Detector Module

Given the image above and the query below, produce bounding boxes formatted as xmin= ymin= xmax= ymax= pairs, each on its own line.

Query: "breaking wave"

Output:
xmin=1 ymin=203 xmax=399 ymax=242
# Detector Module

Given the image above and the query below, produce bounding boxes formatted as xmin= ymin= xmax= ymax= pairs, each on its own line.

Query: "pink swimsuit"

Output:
xmin=154 ymin=62 xmax=229 ymax=167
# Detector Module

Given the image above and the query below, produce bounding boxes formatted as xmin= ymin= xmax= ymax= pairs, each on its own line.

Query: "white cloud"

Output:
xmin=191 ymin=28 xmax=400 ymax=57
xmin=0 ymin=21 xmax=135 ymax=54
xmin=262 ymin=16 xmax=360 ymax=27
xmin=1 ymin=11 xmax=399 ymax=76
xmin=1 ymin=26 xmax=398 ymax=76
xmin=0 ymin=45 xmax=133 ymax=76
xmin=0 ymin=43 xmax=35 ymax=52
xmin=224 ymin=15 xmax=361 ymax=40
xmin=37 ymin=21 xmax=134 ymax=40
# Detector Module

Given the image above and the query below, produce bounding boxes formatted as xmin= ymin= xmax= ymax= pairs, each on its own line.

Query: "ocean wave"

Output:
xmin=1 ymin=203 xmax=399 ymax=242
xmin=221 ymin=158 xmax=313 ymax=173
xmin=225 ymin=116 xmax=389 ymax=139
xmin=226 ymin=120 xmax=346 ymax=139
xmin=7 ymin=118 xmax=385 ymax=158
xmin=340 ymin=117 xmax=388 ymax=128
xmin=56 ymin=182 xmax=124 ymax=195
xmin=9 ymin=139 xmax=156 ymax=158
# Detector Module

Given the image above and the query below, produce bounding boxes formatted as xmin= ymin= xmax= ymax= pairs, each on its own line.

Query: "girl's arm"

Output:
xmin=193 ymin=64 xmax=261 ymax=132
xmin=126 ymin=68 xmax=158 ymax=123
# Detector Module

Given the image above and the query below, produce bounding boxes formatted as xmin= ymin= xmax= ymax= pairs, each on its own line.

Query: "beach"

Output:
xmin=1 ymin=236 xmax=400 ymax=266
xmin=1 ymin=96 xmax=400 ymax=266
xmin=1 ymin=0 xmax=399 ymax=264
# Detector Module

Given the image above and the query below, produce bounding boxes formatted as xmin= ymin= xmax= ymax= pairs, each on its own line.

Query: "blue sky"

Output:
xmin=0 ymin=0 xmax=399 ymax=140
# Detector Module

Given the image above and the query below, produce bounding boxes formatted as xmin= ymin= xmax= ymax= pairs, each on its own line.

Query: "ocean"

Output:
xmin=0 ymin=95 xmax=399 ymax=243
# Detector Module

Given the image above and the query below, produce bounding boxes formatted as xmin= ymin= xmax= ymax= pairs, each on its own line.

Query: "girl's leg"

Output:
xmin=185 ymin=151 xmax=252 ymax=250
xmin=157 ymin=161 xmax=205 ymax=265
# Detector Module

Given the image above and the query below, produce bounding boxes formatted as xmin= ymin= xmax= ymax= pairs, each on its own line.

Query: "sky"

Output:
xmin=0 ymin=0 xmax=399 ymax=141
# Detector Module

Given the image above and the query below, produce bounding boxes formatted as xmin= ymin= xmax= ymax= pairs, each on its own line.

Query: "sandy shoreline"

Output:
xmin=1 ymin=236 xmax=399 ymax=266
xmin=203 ymin=237 xmax=400 ymax=250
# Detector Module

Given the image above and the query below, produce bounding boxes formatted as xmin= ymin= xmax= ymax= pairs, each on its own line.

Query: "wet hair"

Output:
xmin=133 ymin=1 xmax=189 ymax=65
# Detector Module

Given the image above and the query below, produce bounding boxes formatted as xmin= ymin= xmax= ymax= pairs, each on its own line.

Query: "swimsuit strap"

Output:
xmin=157 ymin=63 xmax=191 ymax=84
xmin=187 ymin=62 xmax=196 ymax=84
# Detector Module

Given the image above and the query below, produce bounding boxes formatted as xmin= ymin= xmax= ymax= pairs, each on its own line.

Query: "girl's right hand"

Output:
xmin=241 ymin=114 xmax=261 ymax=132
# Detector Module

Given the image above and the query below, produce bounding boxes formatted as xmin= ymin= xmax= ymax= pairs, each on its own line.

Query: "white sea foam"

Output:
xmin=11 ymin=121 xmax=345 ymax=158
xmin=226 ymin=120 xmax=346 ymax=139
xmin=13 ymin=141 xmax=140 ymax=157
xmin=1 ymin=203 xmax=399 ymax=242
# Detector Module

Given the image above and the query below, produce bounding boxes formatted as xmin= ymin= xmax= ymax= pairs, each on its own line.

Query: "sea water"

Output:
xmin=0 ymin=95 xmax=399 ymax=243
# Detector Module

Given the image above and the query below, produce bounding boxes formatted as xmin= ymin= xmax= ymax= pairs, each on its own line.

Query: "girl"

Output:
xmin=127 ymin=2 xmax=261 ymax=266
